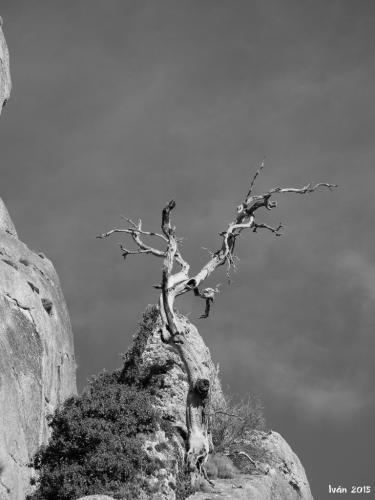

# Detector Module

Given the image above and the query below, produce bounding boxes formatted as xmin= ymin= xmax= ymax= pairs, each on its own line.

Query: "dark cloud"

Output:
xmin=1 ymin=2 xmax=374 ymax=498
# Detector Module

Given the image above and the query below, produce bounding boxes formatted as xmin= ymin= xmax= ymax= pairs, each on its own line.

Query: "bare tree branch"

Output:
xmin=245 ymin=159 xmax=265 ymax=202
xmin=120 ymin=216 xmax=168 ymax=241
xmin=235 ymin=451 xmax=256 ymax=466
xmin=160 ymin=200 xmax=179 ymax=340
xmin=193 ymin=285 xmax=221 ymax=319
xmin=97 ymin=228 xmax=132 ymax=238
xmin=162 ymin=199 xmax=176 ymax=237
xmin=100 ymin=176 xmax=337 ymax=302
xmin=97 ymin=224 xmax=166 ymax=258
xmin=119 ymin=244 xmax=161 ymax=259
xmin=239 ymin=182 xmax=337 ymax=220
xmin=269 ymin=182 xmax=338 ymax=195
xmin=180 ymin=180 xmax=337 ymax=294
xmin=130 ymin=229 xmax=165 ymax=257
xmin=120 ymin=216 xmax=138 ymax=227
xmin=99 ymin=168 xmax=337 ymax=481
xmin=253 ymin=222 xmax=283 ymax=236
xmin=210 ymin=410 xmax=246 ymax=420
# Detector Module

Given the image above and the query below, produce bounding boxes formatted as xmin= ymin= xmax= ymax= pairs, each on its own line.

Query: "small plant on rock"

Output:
xmin=211 ymin=392 xmax=266 ymax=453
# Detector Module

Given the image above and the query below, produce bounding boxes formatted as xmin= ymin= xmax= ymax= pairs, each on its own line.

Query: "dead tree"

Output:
xmin=98 ymin=163 xmax=336 ymax=479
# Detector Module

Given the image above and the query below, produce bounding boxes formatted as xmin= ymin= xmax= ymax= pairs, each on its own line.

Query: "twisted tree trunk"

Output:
xmin=156 ymin=200 xmax=212 ymax=480
xmin=164 ymin=311 xmax=211 ymax=478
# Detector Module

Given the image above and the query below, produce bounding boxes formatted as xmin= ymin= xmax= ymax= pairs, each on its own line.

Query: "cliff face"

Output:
xmin=0 ymin=18 xmax=76 ymax=500
xmin=0 ymin=19 xmax=11 ymax=113
xmin=0 ymin=22 xmax=75 ymax=499
xmin=0 ymin=200 xmax=77 ymax=500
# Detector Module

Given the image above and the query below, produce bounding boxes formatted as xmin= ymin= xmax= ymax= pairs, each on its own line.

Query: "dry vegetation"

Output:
xmin=211 ymin=391 xmax=266 ymax=453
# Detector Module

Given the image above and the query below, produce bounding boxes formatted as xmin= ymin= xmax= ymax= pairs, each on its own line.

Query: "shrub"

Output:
xmin=175 ymin=460 xmax=194 ymax=500
xmin=120 ymin=305 xmax=160 ymax=385
xmin=205 ymin=456 xmax=218 ymax=479
xmin=193 ymin=475 xmax=213 ymax=493
xmin=211 ymin=393 xmax=266 ymax=453
xmin=28 ymin=371 xmax=160 ymax=500
xmin=206 ymin=453 xmax=237 ymax=479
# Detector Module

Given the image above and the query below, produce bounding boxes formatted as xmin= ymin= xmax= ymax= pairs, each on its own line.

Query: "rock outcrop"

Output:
xmin=119 ymin=306 xmax=225 ymax=500
xmin=77 ymin=497 xmax=116 ymax=500
xmin=119 ymin=308 xmax=313 ymax=500
xmin=0 ymin=18 xmax=11 ymax=114
xmin=121 ymin=307 xmax=224 ymax=435
xmin=226 ymin=430 xmax=312 ymax=499
xmin=0 ymin=201 xmax=77 ymax=500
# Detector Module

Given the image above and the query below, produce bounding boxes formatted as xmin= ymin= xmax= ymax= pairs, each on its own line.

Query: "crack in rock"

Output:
xmin=0 ymin=477 xmax=11 ymax=494
xmin=3 ymin=292 xmax=39 ymax=334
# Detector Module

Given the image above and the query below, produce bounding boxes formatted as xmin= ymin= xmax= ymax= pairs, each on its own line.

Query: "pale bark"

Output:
xmin=98 ymin=163 xmax=336 ymax=481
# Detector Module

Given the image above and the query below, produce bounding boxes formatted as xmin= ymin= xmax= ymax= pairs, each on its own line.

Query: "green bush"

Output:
xmin=175 ymin=462 xmax=194 ymax=500
xmin=120 ymin=305 xmax=160 ymax=385
xmin=28 ymin=371 xmax=160 ymax=500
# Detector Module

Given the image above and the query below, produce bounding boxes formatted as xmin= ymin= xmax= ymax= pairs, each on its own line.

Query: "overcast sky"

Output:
xmin=1 ymin=1 xmax=375 ymax=498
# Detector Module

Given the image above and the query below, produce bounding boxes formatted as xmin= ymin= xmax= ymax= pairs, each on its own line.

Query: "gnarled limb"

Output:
xmin=181 ymin=180 xmax=337 ymax=294
xmin=253 ymin=222 xmax=283 ymax=236
xmin=194 ymin=285 xmax=221 ymax=319
xmin=158 ymin=201 xmax=212 ymax=481
xmin=98 ymin=166 xmax=336 ymax=482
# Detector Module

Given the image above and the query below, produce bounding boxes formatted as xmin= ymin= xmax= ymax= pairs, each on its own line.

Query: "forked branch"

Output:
xmin=98 ymin=165 xmax=336 ymax=481
xmin=97 ymin=222 xmax=166 ymax=258
xmin=98 ymin=168 xmax=337 ymax=321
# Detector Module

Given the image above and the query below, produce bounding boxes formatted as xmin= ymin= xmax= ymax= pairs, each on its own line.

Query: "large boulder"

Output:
xmin=190 ymin=430 xmax=313 ymax=500
xmin=120 ymin=308 xmax=313 ymax=500
xmin=118 ymin=307 xmax=224 ymax=500
xmin=0 ymin=200 xmax=77 ymax=500
xmin=121 ymin=307 xmax=224 ymax=434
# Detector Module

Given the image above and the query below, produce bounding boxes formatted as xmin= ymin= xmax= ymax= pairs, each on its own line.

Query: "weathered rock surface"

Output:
xmin=118 ymin=307 xmax=224 ymax=500
xmin=77 ymin=497 xmax=116 ymax=500
xmin=120 ymin=309 xmax=313 ymax=500
xmin=0 ymin=201 xmax=77 ymax=500
xmin=190 ymin=472 xmax=307 ymax=500
xmin=229 ymin=431 xmax=312 ymax=500
xmin=190 ymin=430 xmax=313 ymax=499
xmin=0 ymin=18 xmax=11 ymax=113
xmin=121 ymin=308 xmax=224 ymax=434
